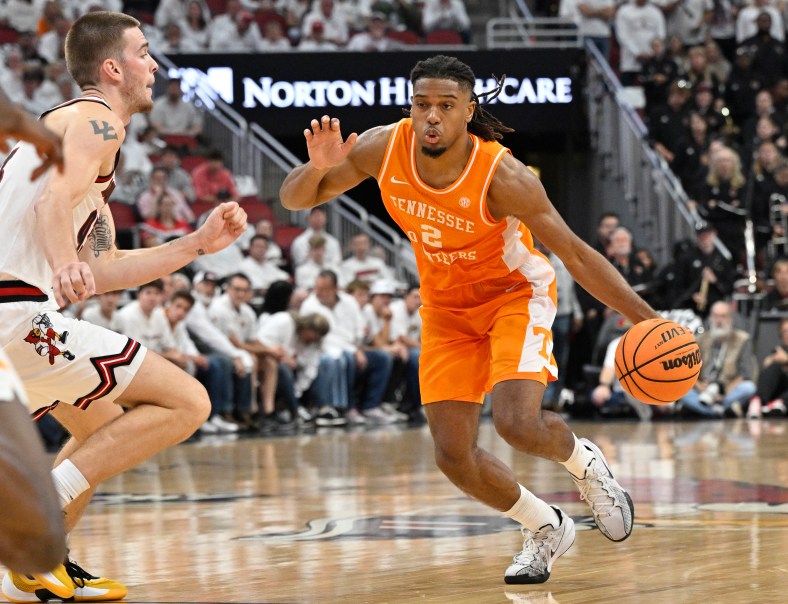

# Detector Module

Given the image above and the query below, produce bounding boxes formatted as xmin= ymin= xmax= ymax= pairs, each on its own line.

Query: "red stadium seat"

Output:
xmin=190 ymin=201 xmax=215 ymax=222
xmin=239 ymin=197 xmax=273 ymax=223
xmin=162 ymin=134 xmax=199 ymax=151
xmin=424 ymin=30 xmax=463 ymax=45
xmin=274 ymin=226 xmax=304 ymax=251
xmin=110 ymin=203 xmax=140 ymax=249
xmin=387 ymin=30 xmax=420 ymax=45
xmin=0 ymin=27 xmax=18 ymax=45
xmin=205 ymin=0 xmax=227 ymax=15
xmin=181 ymin=155 xmax=206 ymax=174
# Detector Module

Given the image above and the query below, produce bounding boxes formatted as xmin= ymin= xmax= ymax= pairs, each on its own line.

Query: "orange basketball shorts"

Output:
xmin=419 ymin=274 xmax=558 ymax=405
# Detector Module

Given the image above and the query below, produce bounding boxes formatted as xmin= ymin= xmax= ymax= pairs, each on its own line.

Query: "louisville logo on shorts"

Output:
xmin=23 ymin=313 xmax=75 ymax=365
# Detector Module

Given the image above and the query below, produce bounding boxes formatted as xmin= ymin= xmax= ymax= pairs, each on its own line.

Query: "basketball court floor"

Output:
xmin=13 ymin=418 xmax=788 ymax=603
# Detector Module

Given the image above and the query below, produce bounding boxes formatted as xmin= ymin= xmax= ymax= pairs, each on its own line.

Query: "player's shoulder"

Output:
xmin=46 ymin=100 xmax=125 ymax=145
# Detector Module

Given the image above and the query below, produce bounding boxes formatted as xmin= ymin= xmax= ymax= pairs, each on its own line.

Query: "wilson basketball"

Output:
xmin=614 ymin=318 xmax=702 ymax=405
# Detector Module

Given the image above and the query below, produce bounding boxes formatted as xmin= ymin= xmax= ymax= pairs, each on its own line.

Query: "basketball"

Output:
xmin=614 ymin=318 xmax=702 ymax=405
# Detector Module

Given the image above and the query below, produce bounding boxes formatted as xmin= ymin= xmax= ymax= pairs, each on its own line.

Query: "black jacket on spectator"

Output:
xmin=640 ymin=55 xmax=681 ymax=108
xmin=695 ymin=178 xmax=748 ymax=261
xmin=724 ymin=63 xmax=766 ymax=124
xmin=648 ymin=104 xmax=691 ymax=156
xmin=672 ymin=245 xmax=736 ymax=314
xmin=672 ymin=133 xmax=711 ymax=191
xmin=741 ymin=34 xmax=786 ymax=88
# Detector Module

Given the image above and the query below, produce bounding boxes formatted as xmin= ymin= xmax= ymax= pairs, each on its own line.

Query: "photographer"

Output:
xmin=747 ymin=317 xmax=788 ymax=417
xmin=676 ymin=300 xmax=757 ymax=417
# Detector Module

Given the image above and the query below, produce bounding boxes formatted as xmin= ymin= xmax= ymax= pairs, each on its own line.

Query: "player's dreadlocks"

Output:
xmin=407 ymin=54 xmax=514 ymax=142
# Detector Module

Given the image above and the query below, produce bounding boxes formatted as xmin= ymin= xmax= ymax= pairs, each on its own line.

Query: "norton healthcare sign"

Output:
xmin=169 ymin=49 xmax=584 ymax=137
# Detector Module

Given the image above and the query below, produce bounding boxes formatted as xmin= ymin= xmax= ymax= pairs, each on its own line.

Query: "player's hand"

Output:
xmin=1 ymin=111 xmax=64 ymax=180
xmin=196 ymin=201 xmax=247 ymax=255
xmin=304 ymin=115 xmax=358 ymax=170
xmin=52 ymin=261 xmax=96 ymax=307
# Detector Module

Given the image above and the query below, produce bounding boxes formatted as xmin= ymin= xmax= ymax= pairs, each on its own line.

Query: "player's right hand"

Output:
xmin=52 ymin=261 xmax=96 ymax=307
xmin=304 ymin=115 xmax=358 ymax=170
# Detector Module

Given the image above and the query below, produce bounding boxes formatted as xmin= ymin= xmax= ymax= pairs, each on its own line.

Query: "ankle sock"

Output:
xmin=504 ymin=484 xmax=560 ymax=531
xmin=51 ymin=460 xmax=90 ymax=509
xmin=560 ymin=434 xmax=596 ymax=478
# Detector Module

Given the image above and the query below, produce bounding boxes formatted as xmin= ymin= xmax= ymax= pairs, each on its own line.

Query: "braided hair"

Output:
xmin=406 ymin=55 xmax=514 ymax=142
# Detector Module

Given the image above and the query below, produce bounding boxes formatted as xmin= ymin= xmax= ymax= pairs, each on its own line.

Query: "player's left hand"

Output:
xmin=196 ymin=201 xmax=247 ymax=255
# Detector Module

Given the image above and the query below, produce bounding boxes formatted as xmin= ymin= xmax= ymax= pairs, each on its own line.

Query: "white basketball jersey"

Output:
xmin=0 ymin=97 xmax=118 ymax=291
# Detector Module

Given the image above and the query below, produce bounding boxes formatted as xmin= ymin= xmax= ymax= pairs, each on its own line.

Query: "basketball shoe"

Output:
xmin=2 ymin=560 xmax=127 ymax=602
xmin=504 ymin=506 xmax=575 ymax=584
xmin=570 ymin=438 xmax=634 ymax=542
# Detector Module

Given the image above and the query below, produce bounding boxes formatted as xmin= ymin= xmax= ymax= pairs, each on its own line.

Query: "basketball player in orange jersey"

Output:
xmin=0 ymin=12 xmax=246 ymax=602
xmin=0 ymin=89 xmax=67 ymax=576
xmin=281 ymin=55 xmax=659 ymax=584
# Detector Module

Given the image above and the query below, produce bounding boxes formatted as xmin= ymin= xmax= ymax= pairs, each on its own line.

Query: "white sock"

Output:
xmin=561 ymin=434 xmax=595 ymax=478
xmin=504 ymin=484 xmax=560 ymax=531
xmin=51 ymin=460 xmax=90 ymax=509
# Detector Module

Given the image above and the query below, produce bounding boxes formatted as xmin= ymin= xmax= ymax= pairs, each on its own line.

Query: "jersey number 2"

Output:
xmin=407 ymin=224 xmax=443 ymax=248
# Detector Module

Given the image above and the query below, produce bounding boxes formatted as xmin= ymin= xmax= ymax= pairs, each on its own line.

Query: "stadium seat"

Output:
xmin=181 ymin=155 xmax=206 ymax=173
xmin=162 ymin=134 xmax=199 ymax=151
xmin=205 ymin=0 xmax=227 ymax=15
xmin=239 ymin=197 xmax=274 ymax=223
xmin=190 ymin=201 xmax=215 ymax=222
xmin=424 ymin=30 xmax=464 ymax=45
xmin=0 ymin=27 xmax=18 ymax=45
xmin=110 ymin=203 xmax=140 ymax=249
xmin=274 ymin=225 xmax=304 ymax=251
xmin=387 ymin=30 xmax=420 ymax=45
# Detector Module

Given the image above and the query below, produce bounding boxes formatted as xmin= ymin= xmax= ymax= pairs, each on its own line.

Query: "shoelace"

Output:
xmin=64 ymin=560 xmax=97 ymax=588
xmin=576 ymin=465 xmax=617 ymax=518
xmin=513 ymin=529 xmax=550 ymax=573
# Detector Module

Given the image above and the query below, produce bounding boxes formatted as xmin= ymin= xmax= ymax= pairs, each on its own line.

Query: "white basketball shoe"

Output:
xmin=504 ymin=506 xmax=575 ymax=584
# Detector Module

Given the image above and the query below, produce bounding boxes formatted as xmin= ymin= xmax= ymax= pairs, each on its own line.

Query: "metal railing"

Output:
xmin=486 ymin=17 xmax=582 ymax=49
xmin=154 ymin=54 xmax=418 ymax=286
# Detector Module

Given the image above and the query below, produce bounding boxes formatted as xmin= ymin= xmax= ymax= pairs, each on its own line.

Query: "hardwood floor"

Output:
xmin=10 ymin=419 xmax=788 ymax=603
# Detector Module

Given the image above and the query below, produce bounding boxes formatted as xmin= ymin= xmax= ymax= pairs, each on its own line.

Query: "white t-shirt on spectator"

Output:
xmin=289 ymin=228 xmax=343 ymax=267
xmin=559 ymin=0 xmax=614 ymax=38
xmin=301 ymin=11 xmax=350 ymax=44
xmin=615 ymin=1 xmax=666 ymax=73
xmin=340 ymin=256 xmax=394 ymax=285
xmin=185 ymin=295 xmax=254 ymax=371
xmin=735 ymin=5 xmax=784 ymax=43
xmin=149 ymin=97 xmax=203 ymax=136
xmin=295 ymin=260 xmax=328 ymax=291
xmin=239 ymin=256 xmax=290 ymax=291
xmin=112 ymin=301 xmax=176 ymax=353
xmin=81 ymin=303 xmax=116 ymax=331
xmin=208 ymin=293 xmax=257 ymax=343
xmin=191 ymin=244 xmax=246 ymax=280
xmin=258 ymin=311 xmax=322 ymax=397
xmin=389 ymin=298 xmax=421 ymax=343
xmin=300 ymin=291 xmax=364 ymax=355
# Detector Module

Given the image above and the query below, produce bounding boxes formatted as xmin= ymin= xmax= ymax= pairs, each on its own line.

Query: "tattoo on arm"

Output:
xmin=197 ymin=248 xmax=205 ymax=255
xmin=89 ymin=215 xmax=113 ymax=257
xmin=89 ymin=120 xmax=118 ymax=141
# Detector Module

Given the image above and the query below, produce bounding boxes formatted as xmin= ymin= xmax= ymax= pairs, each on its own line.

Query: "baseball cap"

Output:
xmin=193 ymin=271 xmax=219 ymax=285
xmin=695 ymin=222 xmax=715 ymax=234
xmin=369 ymin=279 xmax=395 ymax=296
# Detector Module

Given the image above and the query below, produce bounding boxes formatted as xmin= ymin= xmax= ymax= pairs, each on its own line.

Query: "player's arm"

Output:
xmin=488 ymin=155 xmax=658 ymax=325
xmin=0 ymin=89 xmax=63 ymax=178
xmin=78 ymin=200 xmax=246 ymax=294
xmin=34 ymin=110 xmax=125 ymax=305
xmin=280 ymin=116 xmax=390 ymax=210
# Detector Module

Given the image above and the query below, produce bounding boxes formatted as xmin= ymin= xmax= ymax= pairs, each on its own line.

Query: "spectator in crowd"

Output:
xmin=590 ymin=318 xmax=653 ymax=421
xmin=422 ymin=0 xmax=472 ymax=44
xmin=690 ymin=82 xmax=725 ymax=138
xmin=704 ymin=39 xmax=731 ymax=82
xmin=157 ymin=145 xmax=195 ymax=201
xmin=735 ymin=0 xmax=783 ymax=44
xmin=693 ymin=145 xmax=748 ymax=260
xmin=0 ymin=0 xmax=40 ymax=33
xmin=591 ymin=212 xmax=621 ymax=256
xmin=295 ymin=235 xmax=331 ymax=291
xmin=259 ymin=18 xmax=292 ymax=50
xmin=559 ymin=0 xmax=616 ymax=59
xmin=36 ymin=0 xmax=61 ymax=35
xmin=190 ymin=199 xmax=247 ymax=279
xmin=649 ymin=79 xmax=692 ymax=166
xmin=155 ymin=0 xmax=211 ymax=29
xmin=256 ymin=219 xmax=286 ymax=266
xmin=178 ymin=0 xmax=211 ymax=49
xmin=747 ymin=316 xmax=788 ymax=418
xmin=290 ymin=206 xmax=343 ymax=267
xmin=19 ymin=67 xmax=49 ymax=116
xmin=607 ymin=226 xmax=651 ymax=288
xmin=240 ymin=234 xmax=291 ymax=294
xmin=191 ymin=148 xmax=239 ymax=203
xmin=362 ymin=279 xmax=409 ymax=423
xmin=615 ymin=0 xmax=666 ymax=86
xmin=136 ymin=165 xmax=195 ymax=223
xmin=340 ymin=232 xmax=395 ymax=285
xmin=111 ymin=280 xmax=173 ymax=352
xmin=640 ymin=36 xmax=681 ymax=107
xmin=739 ymin=90 xmax=782 ymax=156
xmin=149 ymin=77 xmax=204 ymax=139
xmin=750 ymin=141 xmax=785 ymax=246
xmin=707 ymin=0 xmax=738 ymax=61
xmin=741 ymin=11 xmax=785 ymax=88
xmin=258 ymin=312 xmax=330 ymax=426
xmin=0 ymin=48 xmax=25 ymax=103
xmin=258 ymin=279 xmax=296 ymax=331
xmin=724 ymin=46 xmax=765 ymax=125
xmin=301 ymin=0 xmax=350 ymax=46
xmin=161 ymin=290 xmax=240 ymax=434
xmin=389 ymin=285 xmax=423 ymax=420
xmin=280 ymin=0 xmax=312 ymax=41
xmin=210 ymin=273 xmax=287 ymax=430
xmin=672 ymin=111 xmax=712 ymax=190
xmin=209 ymin=0 xmax=243 ymax=40
xmin=80 ymin=291 xmax=122 ymax=331
xmin=158 ymin=22 xmax=201 ymax=53
xmin=296 ymin=20 xmax=340 ymax=50
xmin=37 ymin=15 xmax=70 ymax=64
xmin=676 ymin=300 xmax=757 ymax=417
xmin=672 ymin=222 xmax=736 ymax=315
xmin=183 ymin=272 xmax=255 ymax=428
xmin=655 ymin=0 xmax=712 ymax=48
xmin=763 ymin=257 xmax=788 ymax=310
xmin=140 ymin=191 xmax=194 ymax=247
xmin=346 ymin=12 xmax=403 ymax=51
xmin=209 ymin=9 xmax=264 ymax=51
xmin=15 ymin=30 xmax=48 ymax=68
xmin=684 ymin=47 xmax=721 ymax=93
xmin=60 ymin=0 xmax=122 ymax=19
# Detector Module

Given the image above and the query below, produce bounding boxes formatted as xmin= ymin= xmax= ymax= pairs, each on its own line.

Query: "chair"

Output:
xmin=181 ymin=155 xmax=206 ymax=174
xmin=239 ymin=197 xmax=274 ymax=224
xmin=386 ymin=30 xmax=420 ymax=45
xmin=162 ymin=134 xmax=199 ymax=151
xmin=0 ymin=27 xmax=18 ymax=45
xmin=110 ymin=203 xmax=140 ymax=249
xmin=424 ymin=30 xmax=463 ymax=45
xmin=205 ymin=0 xmax=226 ymax=15
xmin=274 ymin=226 xmax=304 ymax=252
xmin=190 ymin=201 xmax=215 ymax=223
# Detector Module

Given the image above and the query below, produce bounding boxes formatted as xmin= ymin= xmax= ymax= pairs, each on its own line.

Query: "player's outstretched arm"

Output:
xmin=0 ymin=366 xmax=66 ymax=573
xmin=280 ymin=116 xmax=390 ymax=210
xmin=0 ymin=89 xmax=63 ymax=179
xmin=488 ymin=155 xmax=658 ymax=325
xmin=80 ymin=201 xmax=247 ymax=294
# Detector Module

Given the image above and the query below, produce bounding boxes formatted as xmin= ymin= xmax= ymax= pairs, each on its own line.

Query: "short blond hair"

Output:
xmin=65 ymin=11 xmax=140 ymax=87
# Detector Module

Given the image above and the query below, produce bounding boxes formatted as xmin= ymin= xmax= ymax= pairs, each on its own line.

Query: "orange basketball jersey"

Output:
xmin=378 ymin=118 xmax=548 ymax=295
